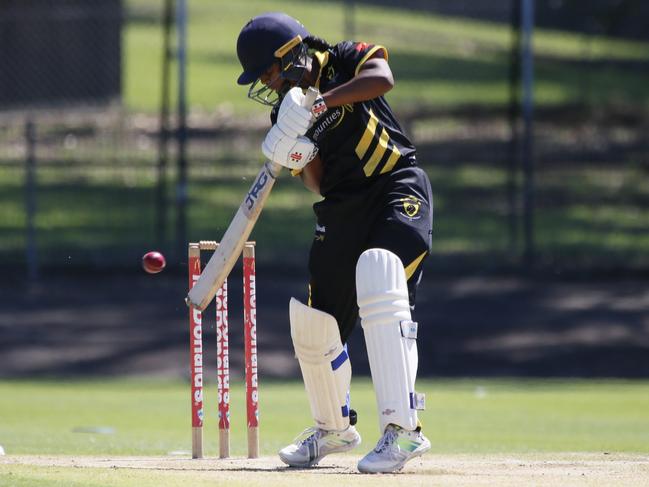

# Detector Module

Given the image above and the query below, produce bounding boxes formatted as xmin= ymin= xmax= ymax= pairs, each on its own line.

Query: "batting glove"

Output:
xmin=262 ymin=124 xmax=318 ymax=170
xmin=276 ymin=87 xmax=313 ymax=138
xmin=277 ymin=87 xmax=327 ymax=138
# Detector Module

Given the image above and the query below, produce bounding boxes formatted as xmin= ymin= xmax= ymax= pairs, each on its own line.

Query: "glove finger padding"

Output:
xmin=261 ymin=125 xmax=283 ymax=159
xmin=278 ymin=108 xmax=312 ymax=138
xmin=262 ymin=125 xmax=318 ymax=170
xmin=277 ymin=87 xmax=314 ymax=138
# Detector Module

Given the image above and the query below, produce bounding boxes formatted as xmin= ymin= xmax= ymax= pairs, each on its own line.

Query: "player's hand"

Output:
xmin=261 ymin=124 xmax=318 ymax=170
xmin=276 ymin=87 xmax=313 ymax=138
xmin=277 ymin=87 xmax=327 ymax=137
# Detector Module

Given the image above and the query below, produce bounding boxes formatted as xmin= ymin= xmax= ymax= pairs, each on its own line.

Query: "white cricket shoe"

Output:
xmin=357 ymin=424 xmax=431 ymax=473
xmin=279 ymin=425 xmax=361 ymax=468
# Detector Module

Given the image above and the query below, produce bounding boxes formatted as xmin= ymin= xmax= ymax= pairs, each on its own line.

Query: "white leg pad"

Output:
xmin=356 ymin=248 xmax=421 ymax=433
xmin=290 ymin=298 xmax=351 ymax=431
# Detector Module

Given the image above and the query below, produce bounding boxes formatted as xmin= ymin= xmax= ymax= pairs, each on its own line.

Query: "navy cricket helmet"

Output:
xmin=236 ymin=12 xmax=310 ymax=105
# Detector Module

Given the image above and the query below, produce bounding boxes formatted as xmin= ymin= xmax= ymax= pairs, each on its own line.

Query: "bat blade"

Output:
xmin=186 ymin=88 xmax=319 ymax=311
xmin=186 ymin=161 xmax=280 ymax=311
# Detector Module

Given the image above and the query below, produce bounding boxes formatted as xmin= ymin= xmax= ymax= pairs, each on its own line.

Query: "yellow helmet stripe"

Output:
xmin=274 ymin=35 xmax=303 ymax=58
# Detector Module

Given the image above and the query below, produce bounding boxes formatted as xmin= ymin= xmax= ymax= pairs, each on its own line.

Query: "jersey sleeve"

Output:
xmin=335 ymin=41 xmax=389 ymax=77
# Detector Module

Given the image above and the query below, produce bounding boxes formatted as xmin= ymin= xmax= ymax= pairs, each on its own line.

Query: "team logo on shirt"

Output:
xmin=311 ymin=106 xmax=345 ymax=142
xmin=399 ymin=196 xmax=421 ymax=220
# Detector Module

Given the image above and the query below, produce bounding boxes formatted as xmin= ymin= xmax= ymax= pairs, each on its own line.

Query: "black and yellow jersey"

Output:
xmin=276 ymin=41 xmax=417 ymax=198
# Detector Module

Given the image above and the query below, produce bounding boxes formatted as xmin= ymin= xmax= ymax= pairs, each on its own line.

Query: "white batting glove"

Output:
xmin=261 ymin=124 xmax=318 ymax=170
xmin=276 ymin=87 xmax=314 ymax=138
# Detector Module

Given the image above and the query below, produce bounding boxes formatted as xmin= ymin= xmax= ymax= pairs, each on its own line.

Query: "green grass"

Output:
xmin=123 ymin=0 xmax=649 ymax=113
xmin=1 ymin=378 xmax=648 ymax=456
xmin=2 ymin=1 xmax=649 ymax=272
xmin=2 ymin=379 xmax=649 ymax=485
xmin=3 ymin=146 xmax=649 ymax=270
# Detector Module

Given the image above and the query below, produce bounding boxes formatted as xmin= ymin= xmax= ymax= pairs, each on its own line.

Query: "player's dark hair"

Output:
xmin=303 ymin=35 xmax=332 ymax=52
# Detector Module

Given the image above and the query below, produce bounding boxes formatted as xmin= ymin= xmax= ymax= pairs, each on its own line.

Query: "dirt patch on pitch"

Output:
xmin=2 ymin=453 xmax=648 ymax=486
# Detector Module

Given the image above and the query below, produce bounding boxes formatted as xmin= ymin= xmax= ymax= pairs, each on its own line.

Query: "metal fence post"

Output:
xmin=175 ymin=0 xmax=188 ymax=259
xmin=521 ymin=0 xmax=536 ymax=270
xmin=507 ymin=0 xmax=521 ymax=259
xmin=25 ymin=118 xmax=38 ymax=281
xmin=344 ymin=0 xmax=356 ymax=40
xmin=157 ymin=0 xmax=174 ymax=250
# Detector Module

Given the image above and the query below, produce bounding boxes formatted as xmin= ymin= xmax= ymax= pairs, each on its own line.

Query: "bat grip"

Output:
xmin=303 ymin=87 xmax=319 ymax=108
xmin=265 ymin=160 xmax=283 ymax=179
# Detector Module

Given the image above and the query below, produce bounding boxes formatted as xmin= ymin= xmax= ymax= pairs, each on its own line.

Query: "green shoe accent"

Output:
xmin=396 ymin=438 xmax=419 ymax=452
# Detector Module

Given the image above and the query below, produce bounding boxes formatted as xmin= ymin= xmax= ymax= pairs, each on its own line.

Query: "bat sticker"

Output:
xmin=244 ymin=170 xmax=269 ymax=214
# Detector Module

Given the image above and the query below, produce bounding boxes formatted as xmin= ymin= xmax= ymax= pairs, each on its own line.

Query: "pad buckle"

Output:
xmin=412 ymin=392 xmax=426 ymax=410
xmin=399 ymin=320 xmax=418 ymax=339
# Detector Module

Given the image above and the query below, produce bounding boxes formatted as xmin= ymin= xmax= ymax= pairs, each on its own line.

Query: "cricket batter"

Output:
xmin=236 ymin=12 xmax=433 ymax=473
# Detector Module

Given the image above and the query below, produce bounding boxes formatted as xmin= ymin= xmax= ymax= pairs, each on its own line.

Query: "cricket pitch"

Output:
xmin=2 ymin=453 xmax=648 ymax=486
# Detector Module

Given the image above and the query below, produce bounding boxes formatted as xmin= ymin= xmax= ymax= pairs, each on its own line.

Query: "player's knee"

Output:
xmin=354 ymin=248 xmax=421 ymax=431
xmin=355 ymin=248 xmax=410 ymax=328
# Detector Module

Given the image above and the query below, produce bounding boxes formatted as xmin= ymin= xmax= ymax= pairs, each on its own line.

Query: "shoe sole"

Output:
xmin=279 ymin=437 xmax=362 ymax=468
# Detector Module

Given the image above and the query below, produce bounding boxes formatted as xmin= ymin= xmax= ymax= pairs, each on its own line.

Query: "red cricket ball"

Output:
xmin=142 ymin=251 xmax=166 ymax=274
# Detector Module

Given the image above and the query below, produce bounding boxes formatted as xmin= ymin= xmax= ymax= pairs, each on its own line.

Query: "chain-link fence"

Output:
xmin=1 ymin=0 xmax=648 ymax=278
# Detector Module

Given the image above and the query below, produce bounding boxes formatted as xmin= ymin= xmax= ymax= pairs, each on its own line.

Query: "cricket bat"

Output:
xmin=185 ymin=88 xmax=318 ymax=311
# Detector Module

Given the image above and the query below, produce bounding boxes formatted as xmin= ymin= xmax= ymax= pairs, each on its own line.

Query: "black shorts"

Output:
xmin=308 ymin=166 xmax=433 ymax=343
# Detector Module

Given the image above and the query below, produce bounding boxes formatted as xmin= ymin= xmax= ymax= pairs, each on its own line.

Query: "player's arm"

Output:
xmin=321 ymin=51 xmax=393 ymax=108
xmin=298 ymin=154 xmax=324 ymax=194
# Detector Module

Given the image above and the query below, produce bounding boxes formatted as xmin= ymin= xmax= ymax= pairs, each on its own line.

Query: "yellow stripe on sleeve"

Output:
xmin=404 ymin=250 xmax=428 ymax=280
xmin=355 ymin=109 xmax=379 ymax=159
xmin=380 ymin=144 xmax=402 ymax=174
xmin=363 ymin=128 xmax=390 ymax=176
xmin=354 ymin=45 xmax=389 ymax=76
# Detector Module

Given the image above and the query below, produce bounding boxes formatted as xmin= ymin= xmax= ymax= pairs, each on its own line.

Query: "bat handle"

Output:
xmin=304 ymin=87 xmax=319 ymax=108
xmin=265 ymin=160 xmax=283 ymax=179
